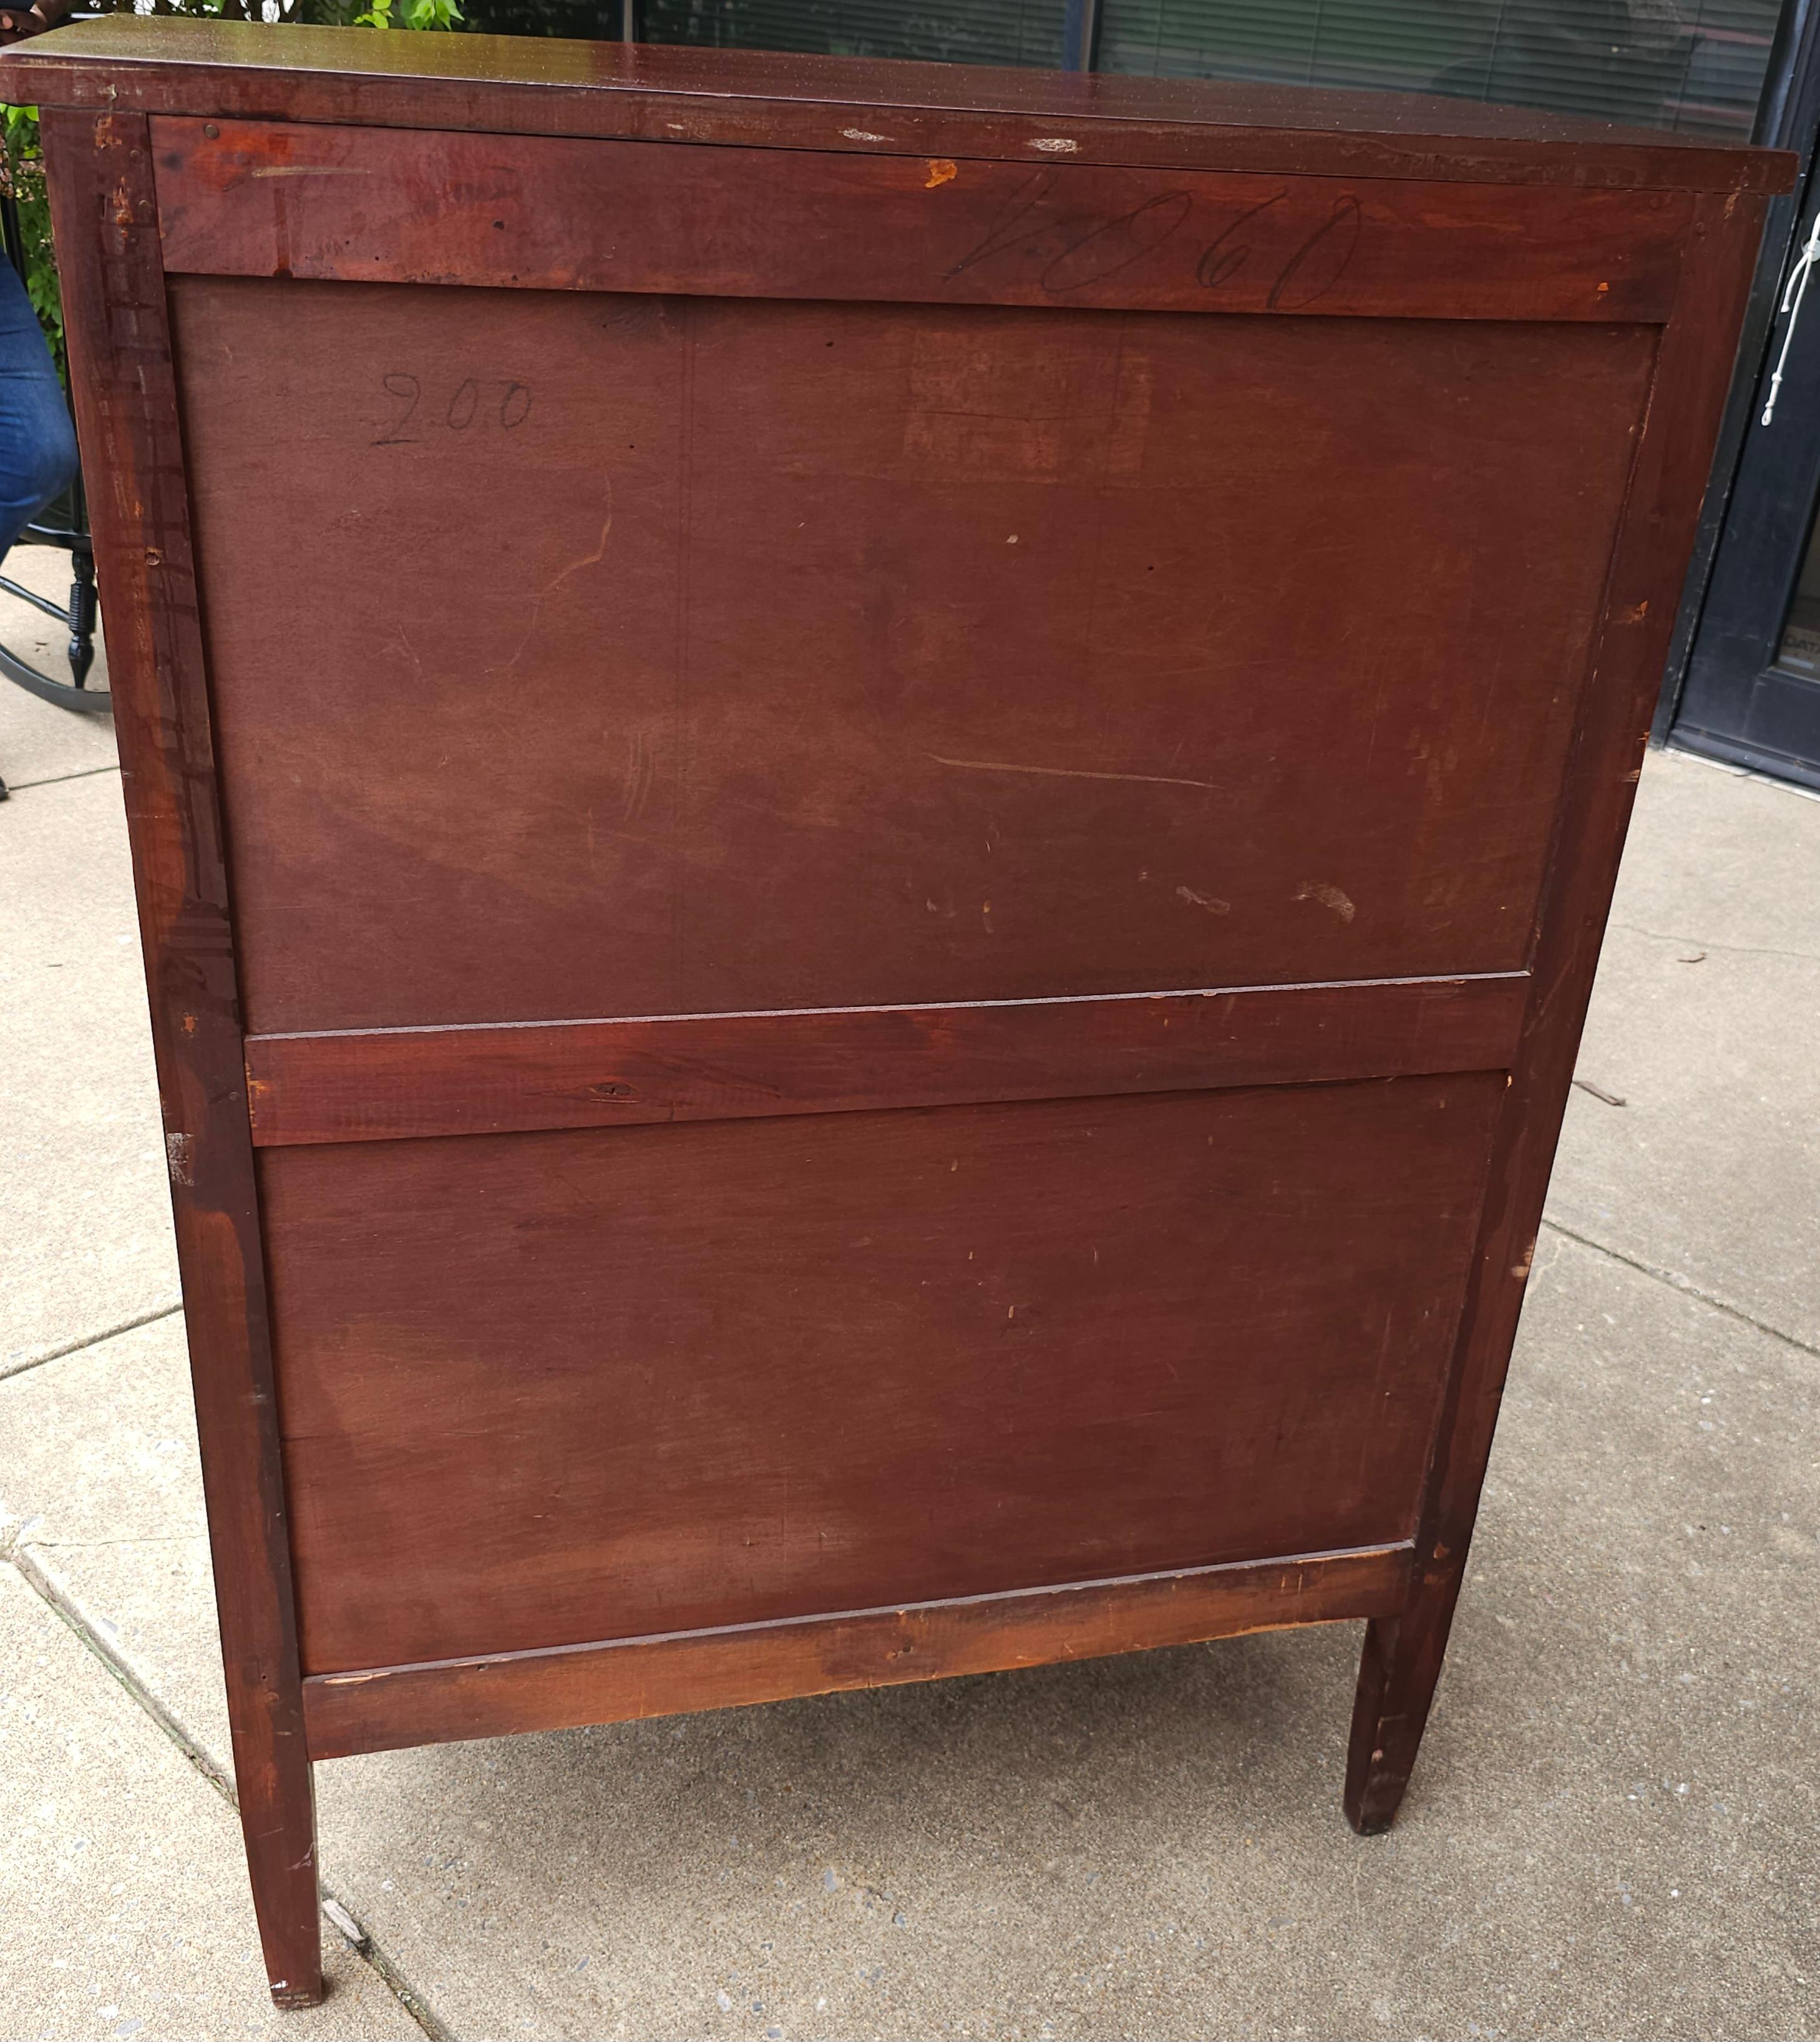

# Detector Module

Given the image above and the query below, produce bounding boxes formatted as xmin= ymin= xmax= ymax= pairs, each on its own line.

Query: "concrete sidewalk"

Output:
xmin=2 ymin=553 xmax=1816 ymax=2040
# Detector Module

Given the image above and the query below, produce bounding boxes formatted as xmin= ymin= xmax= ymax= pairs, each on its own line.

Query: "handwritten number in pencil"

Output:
xmin=372 ymin=375 xmax=534 ymax=445
xmin=372 ymin=372 xmax=421 ymax=446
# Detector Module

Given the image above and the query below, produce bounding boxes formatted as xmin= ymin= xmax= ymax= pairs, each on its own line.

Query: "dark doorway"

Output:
xmin=1669 ymin=0 xmax=1820 ymax=789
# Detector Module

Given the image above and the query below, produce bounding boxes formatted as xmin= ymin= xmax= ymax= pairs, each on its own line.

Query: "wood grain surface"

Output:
xmin=261 ymin=1075 xmax=1502 ymax=1674
xmin=1344 ymin=185 xmax=1774 ymax=1832
xmin=174 ymin=277 xmax=1653 ymax=1035
xmin=303 ymin=1543 xmax=1410 ymax=1759
xmin=153 ymin=119 xmax=1690 ymax=324
xmin=243 ymin=972 xmax=1526 ymax=1145
xmin=39 ymin=106 xmax=323 ymax=2008
xmin=0 ymin=21 xmax=1795 ymax=193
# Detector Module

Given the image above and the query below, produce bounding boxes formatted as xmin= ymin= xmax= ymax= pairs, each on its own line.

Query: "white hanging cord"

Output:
xmin=1761 ymin=209 xmax=1820 ymax=426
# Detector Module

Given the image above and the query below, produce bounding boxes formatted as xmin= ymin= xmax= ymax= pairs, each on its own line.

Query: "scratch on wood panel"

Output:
xmin=622 ymin=726 xmax=658 ymax=823
xmin=386 ymin=626 xmax=426 ymax=683
xmin=926 ymin=752 xmax=1216 ymax=792
xmin=249 ymin=167 xmax=374 ymax=179
xmin=1031 ymin=137 xmax=1080 ymax=154
xmin=1295 ymin=880 xmax=1356 ymax=923
xmin=490 ymin=498 xmax=615 ymax=678
xmin=1175 ymin=885 xmax=1230 ymax=914
xmin=537 ymin=511 xmax=616 ymax=601
xmin=164 ymin=1132 xmax=193 ymax=1187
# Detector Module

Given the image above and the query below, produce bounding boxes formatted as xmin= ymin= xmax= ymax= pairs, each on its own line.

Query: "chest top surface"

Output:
xmin=0 ymin=17 xmax=1794 ymax=193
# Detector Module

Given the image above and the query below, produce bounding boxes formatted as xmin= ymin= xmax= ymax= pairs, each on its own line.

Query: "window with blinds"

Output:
xmin=616 ymin=0 xmax=1784 ymax=135
xmin=637 ymin=0 xmax=1065 ymax=67
xmin=1098 ymin=0 xmax=1780 ymax=134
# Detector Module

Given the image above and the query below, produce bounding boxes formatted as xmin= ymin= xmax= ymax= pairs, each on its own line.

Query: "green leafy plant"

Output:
xmin=0 ymin=0 xmax=463 ymax=374
xmin=354 ymin=0 xmax=464 ymax=27
xmin=1 ymin=97 xmax=62 ymax=377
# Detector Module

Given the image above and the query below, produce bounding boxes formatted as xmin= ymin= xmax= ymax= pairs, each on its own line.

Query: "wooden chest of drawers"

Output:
xmin=3 ymin=17 xmax=1786 ymax=2005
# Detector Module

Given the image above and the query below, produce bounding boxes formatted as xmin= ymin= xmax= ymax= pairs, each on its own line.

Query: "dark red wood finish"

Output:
xmin=260 ymin=1076 xmax=1501 ymax=1670
xmin=5 ymin=17 xmax=1786 ymax=2010
xmin=153 ymin=118 xmax=1690 ymax=323
xmin=243 ymin=974 xmax=1527 ymax=1145
xmin=172 ymin=275 xmax=1650 ymax=1033
xmin=1343 ymin=188 xmax=1773 ymax=1833
xmin=6 ymin=17 xmax=1793 ymax=191
xmin=302 ymin=1544 xmax=1411 ymax=1761
xmin=33 ymin=105 xmax=322 ymax=2009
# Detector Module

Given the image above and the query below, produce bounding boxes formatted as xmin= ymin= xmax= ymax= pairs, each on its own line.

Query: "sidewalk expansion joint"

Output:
xmin=0 ymin=761 xmax=121 ymax=792
xmin=4 ymin=1546 xmax=458 ymax=2042
xmin=1539 ymin=1219 xmax=1820 ymax=1361
xmin=2 ymin=1300 xmax=183 ymax=1384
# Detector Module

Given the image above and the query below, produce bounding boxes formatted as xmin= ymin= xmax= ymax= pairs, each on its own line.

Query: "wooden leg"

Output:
xmin=1343 ymin=1568 xmax=1464 ymax=1834
xmin=235 ymin=1727 xmax=324 ymax=2008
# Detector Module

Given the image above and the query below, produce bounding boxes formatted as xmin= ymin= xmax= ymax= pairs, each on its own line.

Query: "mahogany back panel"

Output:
xmin=176 ymin=274 xmax=1654 ymax=1031
xmin=4 ymin=19 xmax=1786 ymax=2002
xmin=262 ymin=1074 xmax=1502 ymax=1671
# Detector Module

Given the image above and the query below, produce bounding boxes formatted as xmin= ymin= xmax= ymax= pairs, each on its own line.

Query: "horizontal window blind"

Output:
xmin=1097 ymin=0 xmax=1779 ymax=135
xmin=609 ymin=0 xmax=1785 ymax=136
xmin=638 ymin=0 xmax=1065 ymax=67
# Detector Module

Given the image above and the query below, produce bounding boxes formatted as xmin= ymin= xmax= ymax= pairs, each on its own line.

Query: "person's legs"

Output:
xmin=0 ymin=260 xmax=77 ymax=565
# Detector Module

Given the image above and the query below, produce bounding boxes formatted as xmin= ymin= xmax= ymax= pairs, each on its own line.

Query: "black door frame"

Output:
xmin=1658 ymin=0 xmax=1820 ymax=787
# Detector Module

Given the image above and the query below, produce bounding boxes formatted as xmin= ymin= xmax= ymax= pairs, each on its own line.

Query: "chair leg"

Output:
xmin=236 ymin=1731 xmax=324 ymax=2008
xmin=67 ymin=545 xmax=97 ymax=689
xmin=1343 ymin=1568 xmax=1464 ymax=1835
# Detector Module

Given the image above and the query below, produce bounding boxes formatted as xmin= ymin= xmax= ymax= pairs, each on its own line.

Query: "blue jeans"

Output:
xmin=0 ymin=258 xmax=77 ymax=564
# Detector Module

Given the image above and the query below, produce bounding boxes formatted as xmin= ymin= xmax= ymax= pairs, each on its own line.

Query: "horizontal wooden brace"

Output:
xmin=152 ymin=118 xmax=1688 ymax=323
xmin=245 ymin=970 xmax=1527 ymax=1146
xmin=303 ymin=1542 xmax=1413 ymax=1759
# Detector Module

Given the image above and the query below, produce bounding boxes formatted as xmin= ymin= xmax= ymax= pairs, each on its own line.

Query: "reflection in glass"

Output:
xmin=1097 ymin=0 xmax=1781 ymax=135
xmin=1776 ymin=505 xmax=1820 ymax=675
xmin=639 ymin=0 xmax=1066 ymax=67
xmin=573 ymin=0 xmax=1788 ymax=139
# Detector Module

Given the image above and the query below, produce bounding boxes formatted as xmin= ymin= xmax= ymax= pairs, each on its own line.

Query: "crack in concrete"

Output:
xmin=1539 ymin=1218 xmax=1820 ymax=1361
xmin=5 ymin=1548 xmax=457 ymax=2041
xmin=9 ymin=1544 xmax=233 ymax=1794
xmin=0 ymin=761 xmax=122 ymax=792
xmin=2 ymin=1301 xmax=183 ymax=1384
xmin=1609 ymin=921 xmax=1820 ymax=965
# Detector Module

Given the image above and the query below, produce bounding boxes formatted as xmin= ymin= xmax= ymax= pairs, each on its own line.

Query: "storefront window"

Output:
xmin=614 ymin=0 xmax=1786 ymax=137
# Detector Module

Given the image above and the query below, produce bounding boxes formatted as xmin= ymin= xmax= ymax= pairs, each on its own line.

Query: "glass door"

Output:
xmin=1671 ymin=0 xmax=1820 ymax=789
